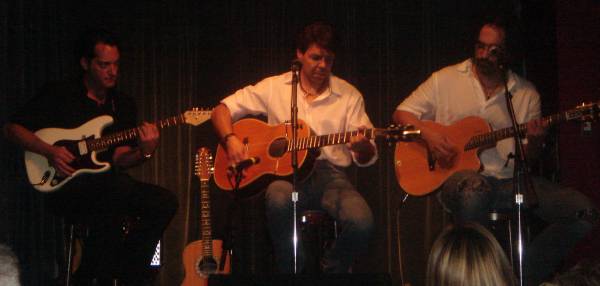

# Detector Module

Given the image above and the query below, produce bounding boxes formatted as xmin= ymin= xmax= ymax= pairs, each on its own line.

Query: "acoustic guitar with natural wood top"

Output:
xmin=213 ymin=118 xmax=420 ymax=196
xmin=394 ymin=101 xmax=599 ymax=196
xmin=182 ymin=147 xmax=230 ymax=286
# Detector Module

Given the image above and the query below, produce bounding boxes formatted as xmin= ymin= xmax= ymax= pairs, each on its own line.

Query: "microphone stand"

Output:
xmin=500 ymin=65 xmax=538 ymax=286
xmin=290 ymin=61 xmax=301 ymax=274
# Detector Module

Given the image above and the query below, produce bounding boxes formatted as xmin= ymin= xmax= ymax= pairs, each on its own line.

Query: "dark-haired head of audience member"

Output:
xmin=426 ymin=223 xmax=516 ymax=286
xmin=541 ymin=259 xmax=600 ymax=286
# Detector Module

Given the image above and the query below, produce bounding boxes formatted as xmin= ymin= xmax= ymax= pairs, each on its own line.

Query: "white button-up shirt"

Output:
xmin=396 ymin=59 xmax=541 ymax=179
xmin=222 ymin=71 xmax=378 ymax=167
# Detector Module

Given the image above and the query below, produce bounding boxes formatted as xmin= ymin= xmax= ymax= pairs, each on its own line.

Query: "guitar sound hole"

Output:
xmin=269 ymin=137 xmax=288 ymax=158
xmin=196 ymin=256 xmax=218 ymax=276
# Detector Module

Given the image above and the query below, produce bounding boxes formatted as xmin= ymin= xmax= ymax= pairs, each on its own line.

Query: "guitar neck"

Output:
xmin=287 ymin=128 xmax=383 ymax=151
xmin=465 ymin=109 xmax=580 ymax=150
xmin=88 ymin=114 xmax=187 ymax=152
xmin=199 ymin=180 xmax=214 ymax=256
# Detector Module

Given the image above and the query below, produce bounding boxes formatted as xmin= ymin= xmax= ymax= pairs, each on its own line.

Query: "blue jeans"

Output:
xmin=439 ymin=170 xmax=598 ymax=285
xmin=265 ymin=160 xmax=374 ymax=273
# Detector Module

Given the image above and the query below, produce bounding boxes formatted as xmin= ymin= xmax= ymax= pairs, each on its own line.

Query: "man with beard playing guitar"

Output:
xmin=393 ymin=17 xmax=597 ymax=285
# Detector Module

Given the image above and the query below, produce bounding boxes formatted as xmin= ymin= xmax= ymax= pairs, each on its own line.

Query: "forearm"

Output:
xmin=113 ymin=146 xmax=148 ymax=168
xmin=353 ymin=143 xmax=376 ymax=165
xmin=211 ymin=103 xmax=235 ymax=141
xmin=394 ymin=110 xmax=425 ymax=128
xmin=3 ymin=123 xmax=53 ymax=156
xmin=393 ymin=110 xmax=434 ymax=139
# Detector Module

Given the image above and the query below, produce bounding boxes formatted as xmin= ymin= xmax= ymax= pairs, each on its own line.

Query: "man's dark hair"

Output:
xmin=296 ymin=21 xmax=339 ymax=54
xmin=480 ymin=16 xmax=510 ymax=47
xmin=78 ymin=28 xmax=120 ymax=60
xmin=475 ymin=14 xmax=524 ymax=63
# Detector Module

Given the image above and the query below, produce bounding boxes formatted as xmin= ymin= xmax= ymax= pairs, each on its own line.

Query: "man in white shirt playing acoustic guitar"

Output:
xmin=211 ymin=22 xmax=377 ymax=274
xmin=393 ymin=17 xmax=597 ymax=285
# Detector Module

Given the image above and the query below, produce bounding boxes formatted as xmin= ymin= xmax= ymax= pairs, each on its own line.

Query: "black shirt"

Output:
xmin=9 ymin=79 xmax=138 ymax=163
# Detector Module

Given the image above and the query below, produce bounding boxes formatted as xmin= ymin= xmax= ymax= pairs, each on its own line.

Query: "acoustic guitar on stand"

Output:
xmin=24 ymin=108 xmax=211 ymax=192
xmin=214 ymin=118 xmax=420 ymax=196
xmin=182 ymin=147 xmax=230 ymax=286
xmin=394 ymin=101 xmax=599 ymax=196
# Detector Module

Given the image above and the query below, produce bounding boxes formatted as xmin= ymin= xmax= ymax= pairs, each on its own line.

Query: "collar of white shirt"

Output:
xmin=457 ymin=59 xmax=519 ymax=93
xmin=282 ymin=71 xmax=343 ymax=101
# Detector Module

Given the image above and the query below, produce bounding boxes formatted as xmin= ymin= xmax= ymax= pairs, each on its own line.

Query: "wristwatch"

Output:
xmin=221 ymin=132 xmax=236 ymax=145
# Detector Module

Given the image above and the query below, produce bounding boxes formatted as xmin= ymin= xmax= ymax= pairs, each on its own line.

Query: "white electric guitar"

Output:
xmin=25 ymin=108 xmax=211 ymax=192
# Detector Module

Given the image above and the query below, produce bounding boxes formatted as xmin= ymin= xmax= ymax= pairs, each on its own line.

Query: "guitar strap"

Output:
xmin=110 ymin=96 xmax=116 ymax=113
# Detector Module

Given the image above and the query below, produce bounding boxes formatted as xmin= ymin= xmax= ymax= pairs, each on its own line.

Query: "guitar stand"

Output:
xmin=395 ymin=192 xmax=410 ymax=286
xmin=218 ymin=171 xmax=245 ymax=273
xmin=218 ymin=203 xmax=234 ymax=272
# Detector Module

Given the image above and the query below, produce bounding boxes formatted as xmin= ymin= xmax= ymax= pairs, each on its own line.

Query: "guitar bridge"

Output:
xmin=33 ymin=170 xmax=52 ymax=186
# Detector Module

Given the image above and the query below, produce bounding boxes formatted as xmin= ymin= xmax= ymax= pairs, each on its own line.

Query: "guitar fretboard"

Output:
xmin=87 ymin=114 xmax=188 ymax=152
xmin=464 ymin=107 xmax=588 ymax=151
xmin=200 ymin=180 xmax=213 ymax=257
xmin=286 ymin=128 xmax=382 ymax=151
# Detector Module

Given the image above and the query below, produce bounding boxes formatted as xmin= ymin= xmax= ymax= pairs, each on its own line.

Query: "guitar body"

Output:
xmin=181 ymin=239 xmax=230 ymax=286
xmin=214 ymin=118 xmax=313 ymax=195
xmin=394 ymin=116 xmax=490 ymax=196
xmin=25 ymin=115 xmax=114 ymax=192
xmin=183 ymin=147 xmax=231 ymax=285
xmin=23 ymin=108 xmax=211 ymax=192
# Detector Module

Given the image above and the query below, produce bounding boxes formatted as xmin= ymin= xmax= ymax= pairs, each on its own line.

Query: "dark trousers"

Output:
xmin=47 ymin=172 xmax=178 ymax=285
xmin=439 ymin=170 xmax=597 ymax=285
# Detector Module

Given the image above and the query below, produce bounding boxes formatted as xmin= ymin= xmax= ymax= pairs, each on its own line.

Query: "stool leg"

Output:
xmin=66 ymin=224 xmax=75 ymax=286
xmin=508 ymin=218 xmax=514 ymax=269
xmin=333 ymin=221 xmax=338 ymax=239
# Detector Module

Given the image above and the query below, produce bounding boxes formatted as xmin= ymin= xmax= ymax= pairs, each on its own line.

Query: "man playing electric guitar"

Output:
xmin=393 ymin=17 xmax=597 ymax=285
xmin=3 ymin=28 xmax=177 ymax=285
xmin=211 ymin=22 xmax=377 ymax=274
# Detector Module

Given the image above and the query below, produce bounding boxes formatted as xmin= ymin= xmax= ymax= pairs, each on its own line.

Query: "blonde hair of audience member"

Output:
xmin=0 ymin=244 xmax=21 ymax=286
xmin=426 ymin=223 xmax=515 ymax=286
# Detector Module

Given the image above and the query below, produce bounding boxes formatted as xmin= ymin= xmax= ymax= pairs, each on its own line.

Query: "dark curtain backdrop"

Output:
xmin=1 ymin=1 xmax=598 ymax=285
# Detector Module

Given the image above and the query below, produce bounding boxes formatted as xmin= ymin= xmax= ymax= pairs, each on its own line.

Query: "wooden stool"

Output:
xmin=62 ymin=216 xmax=138 ymax=285
xmin=63 ymin=221 xmax=87 ymax=286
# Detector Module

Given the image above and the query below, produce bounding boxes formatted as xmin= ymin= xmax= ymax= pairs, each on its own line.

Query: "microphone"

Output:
xmin=228 ymin=157 xmax=261 ymax=173
xmin=489 ymin=46 xmax=506 ymax=69
xmin=488 ymin=46 xmax=504 ymax=58
xmin=291 ymin=59 xmax=302 ymax=71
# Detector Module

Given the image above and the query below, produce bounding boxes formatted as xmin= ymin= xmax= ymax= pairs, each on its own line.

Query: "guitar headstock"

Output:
xmin=194 ymin=147 xmax=214 ymax=182
xmin=184 ymin=108 xmax=212 ymax=126
xmin=378 ymin=124 xmax=421 ymax=143
xmin=574 ymin=101 xmax=600 ymax=122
